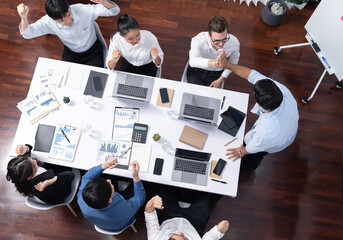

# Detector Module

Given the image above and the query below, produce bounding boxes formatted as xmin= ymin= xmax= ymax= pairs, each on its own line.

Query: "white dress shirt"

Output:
xmin=144 ymin=210 xmax=224 ymax=240
xmin=244 ymin=70 xmax=299 ymax=154
xmin=20 ymin=3 xmax=120 ymax=52
xmin=189 ymin=31 xmax=240 ymax=78
xmin=106 ymin=30 xmax=164 ymax=69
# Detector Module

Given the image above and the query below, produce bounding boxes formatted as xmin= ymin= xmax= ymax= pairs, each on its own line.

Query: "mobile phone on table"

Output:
xmin=92 ymin=76 xmax=102 ymax=91
xmin=153 ymin=158 xmax=164 ymax=175
xmin=213 ymin=158 xmax=227 ymax=176
xmin=159 ymin=88 xmax=169 ymax=103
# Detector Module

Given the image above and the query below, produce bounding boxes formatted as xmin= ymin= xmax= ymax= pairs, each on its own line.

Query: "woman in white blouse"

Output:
xmin=106 ymin=14 xmax=164 ymax=77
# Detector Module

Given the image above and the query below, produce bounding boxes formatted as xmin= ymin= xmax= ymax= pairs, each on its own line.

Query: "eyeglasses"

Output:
xmin=211 ymin=35 xmax=230 ymax=45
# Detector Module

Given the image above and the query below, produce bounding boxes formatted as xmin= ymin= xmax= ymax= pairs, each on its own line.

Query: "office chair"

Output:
xmin=94 ymin=21 xmax=108 ymax=68
xmin=181 ymin=60 xmax=224 ymax=89
xmin=25 ymin=168 xmax=81 ymax=217
xmin=94 ymin=218 xmax=138 ymax=235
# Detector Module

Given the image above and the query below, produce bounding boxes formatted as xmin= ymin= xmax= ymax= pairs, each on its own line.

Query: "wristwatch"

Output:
xmin=238 ymin=149 xmax=243 ymax=158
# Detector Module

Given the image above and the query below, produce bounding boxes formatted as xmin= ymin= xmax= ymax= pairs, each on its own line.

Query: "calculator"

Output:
xmin=132 ymin=123 xmax=148 ymax=143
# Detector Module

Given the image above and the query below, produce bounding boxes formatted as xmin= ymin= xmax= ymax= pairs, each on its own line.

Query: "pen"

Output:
xmin=61 ymin=129 xmax=70 ymax=143
xmin=224 ymin=137 xmax=237 ymax=146
xmin=118 ymin=147 xmax=132 ymax=158
xmin=211 ymin=179 xmax=227 ymax=184
xmin=221 ymin=96 xmax=226 ymax=110
xmin=322 ymin=57 xmax=331 ymax=69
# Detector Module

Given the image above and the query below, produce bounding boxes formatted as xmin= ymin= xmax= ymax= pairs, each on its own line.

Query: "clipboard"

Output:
xmin=49 ymin=125 xmax=82 ymax=162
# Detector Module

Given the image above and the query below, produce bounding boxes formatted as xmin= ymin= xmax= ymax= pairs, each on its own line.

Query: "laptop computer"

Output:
xmin=171 ymin=148 xmax=211 ymax=186
xmin=178 ymin=93 xmax=221 ymax=125
xmin=112 ymin=72 xmax=154 ymax=102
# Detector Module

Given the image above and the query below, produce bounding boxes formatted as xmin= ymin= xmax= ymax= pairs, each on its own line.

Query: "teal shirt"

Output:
xmin=77 ymin=164 xmax=146 ymax=231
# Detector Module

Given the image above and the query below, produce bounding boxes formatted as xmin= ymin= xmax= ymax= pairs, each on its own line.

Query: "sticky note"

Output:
xmin=341 ymin=16 xmax=343 ymax=22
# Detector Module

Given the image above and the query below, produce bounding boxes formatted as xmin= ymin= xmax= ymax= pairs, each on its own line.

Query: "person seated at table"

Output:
xmin=106 ymin=14 xmax=164 ymax=77
xmin=187 ymin=15 xmax=240 ymax=88
xmin=144 ymin=186 xmax=228 ymax=239
xmin=17 ymin=0 xmax=120 ymax=67
xmin=77 ymin=157 xmax=146 ymax=231
xmin=6 ymin=144 xmax=75 ymax=204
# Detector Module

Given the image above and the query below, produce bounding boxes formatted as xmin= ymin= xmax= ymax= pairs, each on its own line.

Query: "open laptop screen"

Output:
xmin=175 ymin=148 xmax=211 ymax=162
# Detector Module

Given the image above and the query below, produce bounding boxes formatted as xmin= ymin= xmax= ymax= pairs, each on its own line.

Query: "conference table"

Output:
xmin=11 ymin=57 xmax=249 ymax=197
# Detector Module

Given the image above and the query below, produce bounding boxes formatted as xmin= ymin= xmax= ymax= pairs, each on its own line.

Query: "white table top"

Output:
xmin=11 ymin=57 xmax=249 ymax=197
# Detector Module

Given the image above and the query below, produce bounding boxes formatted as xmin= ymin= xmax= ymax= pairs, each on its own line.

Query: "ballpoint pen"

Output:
xmin=61 ymin=129 xmax=70 ymax=143
xmin=221 ymin=96 xmax=226 ymax=110
xmin=118 ymin=147 xmax=132 ymax=158
xmin=211 ymin=179 xmax=227 ymax=184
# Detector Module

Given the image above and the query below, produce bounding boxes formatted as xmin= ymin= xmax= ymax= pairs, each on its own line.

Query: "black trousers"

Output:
xmin=186 ymin=65 xmax=223 ymax=86
xmin=120 ymin=58 xmax=157 ymax=77
xmin=62 ymin=39 xmax=104 ymax=68
xmin=241 ymin=141 xmax=268 ymax=171
xmin=156 ymin=186 xmax=220 ymax=237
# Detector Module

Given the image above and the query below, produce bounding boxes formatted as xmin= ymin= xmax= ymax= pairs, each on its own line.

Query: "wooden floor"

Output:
xmin=1 ymin=0 xmax=342 ymax=239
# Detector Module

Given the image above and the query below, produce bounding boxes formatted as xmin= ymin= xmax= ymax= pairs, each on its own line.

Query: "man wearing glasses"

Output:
xmin=187 ymin=16 xmax=240 ymax=88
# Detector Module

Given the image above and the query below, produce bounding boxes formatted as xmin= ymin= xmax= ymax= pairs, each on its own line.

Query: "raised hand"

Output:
xmin=17 ymin=3 xmax=29 ymax=19
xmin=217 ymin=220 xmax=229 ymax=234
xmin=16 ymin=144 xmax=28 ymax=155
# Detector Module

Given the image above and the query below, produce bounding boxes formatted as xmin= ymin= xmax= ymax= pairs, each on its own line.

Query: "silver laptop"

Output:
xmin=178 ymin=93 xmax=221 ymax=125
xmin=171 ymin=148 xmax=211 ymax=186
xmin=112 ymin=72 xmax=154 ymax=102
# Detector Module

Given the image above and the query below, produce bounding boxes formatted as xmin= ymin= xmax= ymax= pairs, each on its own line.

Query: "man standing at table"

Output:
xmin=186 ymin=15 xmax=240 ymax=88
xmin=77 ymin=157 xmax=146 ymax=231
xmin=216 ymin=50 xmax=299 ymax=170
xmin=17 ymin=0 xmax=120 ymax=67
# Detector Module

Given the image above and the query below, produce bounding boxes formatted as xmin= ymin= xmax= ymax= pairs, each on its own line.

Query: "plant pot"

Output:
xmin=261 ymin=0 xmax=287 ymax=26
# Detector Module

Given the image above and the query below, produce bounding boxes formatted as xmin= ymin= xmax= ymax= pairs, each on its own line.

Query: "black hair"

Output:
xmin=6 ymin=156 xmax=43 ymax=196
xmin=254 ymin=79 xmax=283 ymax=111
xmin=208 ymin=16 xmax=229 ymax=36
xmin=45 ymin=0 xmax=70 ymax=20
xmin=82 ymin=177 xmax=112 ymax=209
xmin=117 ymin=14 xmax=140 ymax=36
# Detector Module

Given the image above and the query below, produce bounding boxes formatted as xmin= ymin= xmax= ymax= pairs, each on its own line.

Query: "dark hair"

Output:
xmin=6 ymin=156 xmax=42 ymax=196
xmin=208 ymin=16 xmax=229 ymax=36
xmin=82 ymin=177 xmax=112 ymax=209
xmin=45 ymin=0 xmax=70 ymax=20
xmin=117 ymin=14 xmax=140 ymax=36
xmin=254 ymin=79 xmax=283 ymax=111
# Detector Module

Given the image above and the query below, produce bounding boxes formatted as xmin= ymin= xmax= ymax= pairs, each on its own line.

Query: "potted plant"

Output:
xmin=261 ymin=0 xmax=309 ymax=26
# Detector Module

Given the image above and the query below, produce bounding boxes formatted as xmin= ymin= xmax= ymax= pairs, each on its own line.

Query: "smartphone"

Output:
xmin=213 ymin=158 xmax=227 ymax=176
xmin=92 ymin=76 xmax=102 ymax=92
xmin=153 ymin=158 xmax=164 ymax=175
xmin=159 ymin=88 xmax=169 ymax=103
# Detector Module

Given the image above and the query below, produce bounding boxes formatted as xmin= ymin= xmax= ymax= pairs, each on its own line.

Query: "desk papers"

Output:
xmin=50 ymin=62 xmax=84 ymax=88
xmin=17 ymin=87 xmax=60 ymax=124
xmin=96 ymin=140 xmax=132 ymax=169
xmin=112 ymin=107 xmax=140 ymax=141
xmin=49 ymin=125 xmax=81 ymax=162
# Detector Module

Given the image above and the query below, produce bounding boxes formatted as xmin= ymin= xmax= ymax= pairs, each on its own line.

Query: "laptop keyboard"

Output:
xmin=117 ymin=84 xmax=148 ymax=99
xmin=175 ymin=159 xmax=207 ymax=175
xmin=183 ymin=104 xmax=214 ymax=120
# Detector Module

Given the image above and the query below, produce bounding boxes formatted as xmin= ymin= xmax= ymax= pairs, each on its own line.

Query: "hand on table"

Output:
xmin=225 ymin=144 xmax=243 ymax=161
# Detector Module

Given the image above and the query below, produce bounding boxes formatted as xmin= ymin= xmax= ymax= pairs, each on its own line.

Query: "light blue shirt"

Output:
xmin=77 ymin=164 xmax=146 ymax=231
xmin=20 ymin=3 xmax=120 ymax=52
xmin=244 ymin=70 xmax=299 ymax=154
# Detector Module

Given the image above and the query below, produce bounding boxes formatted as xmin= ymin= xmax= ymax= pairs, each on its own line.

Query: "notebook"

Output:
xmin=179 ymin=125 xmax=208 ymax=150
xmin=83 ymin=71 xmax=108 ymax=98
xmin=34 ymin=124 xmax=56 ymax=152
